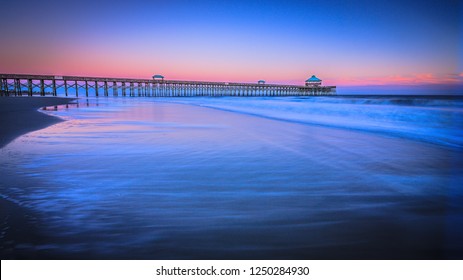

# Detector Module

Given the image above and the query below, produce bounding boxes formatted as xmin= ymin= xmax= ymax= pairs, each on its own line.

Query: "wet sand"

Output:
xmin=0 ymin=97 xmax=75 ymax=259
xmin=1 ymin=98 xmax=462 ymax=259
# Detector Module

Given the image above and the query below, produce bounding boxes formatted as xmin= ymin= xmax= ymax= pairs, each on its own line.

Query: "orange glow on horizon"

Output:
xmin=326 ymin=73 xmax=463 ymax=87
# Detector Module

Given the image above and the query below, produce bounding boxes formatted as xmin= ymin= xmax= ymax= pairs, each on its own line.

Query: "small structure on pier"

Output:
xmin=258 ymin=80 xmax=266 ymax=84
xmin=152 ymin=74 xmax=164 ymax=81
xmin=305 ymin=75 xmax=322 ymax=87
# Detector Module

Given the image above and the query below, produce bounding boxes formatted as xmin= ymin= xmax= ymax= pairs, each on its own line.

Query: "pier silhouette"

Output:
xmin=1 ymin=74 xmax=336 ymax=97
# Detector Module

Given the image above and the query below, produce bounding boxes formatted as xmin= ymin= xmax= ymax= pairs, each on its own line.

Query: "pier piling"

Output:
xmin=0 ymin=74 xmax=336 ymax=97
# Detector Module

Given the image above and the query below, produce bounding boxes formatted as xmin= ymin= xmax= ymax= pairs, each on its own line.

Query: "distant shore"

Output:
xmin=0 ymin=96 xmax=75 ymax=259
xmin=0 ymin=97 xmax=76 ymax=149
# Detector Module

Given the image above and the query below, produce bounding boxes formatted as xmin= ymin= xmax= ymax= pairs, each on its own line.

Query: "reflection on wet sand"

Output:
xmin=1 ymin=97 xmax=462 ymax=259
xmin=41 ymin=98 xmax=100 ymax=111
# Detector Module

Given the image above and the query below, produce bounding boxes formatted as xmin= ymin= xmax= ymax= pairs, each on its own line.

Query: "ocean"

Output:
xmin=1 ymin=95 xmax=462 ymax=259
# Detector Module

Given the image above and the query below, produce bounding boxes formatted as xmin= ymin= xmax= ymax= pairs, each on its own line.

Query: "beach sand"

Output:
xmin=0 ymin=97 xmax=76 ymax=148
xmin=0 ymin=97 xmax=75 ymax=259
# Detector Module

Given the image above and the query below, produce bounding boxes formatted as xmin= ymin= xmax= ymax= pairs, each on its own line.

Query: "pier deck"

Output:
xmin=1 ymin=74 xmax=336 ymax=97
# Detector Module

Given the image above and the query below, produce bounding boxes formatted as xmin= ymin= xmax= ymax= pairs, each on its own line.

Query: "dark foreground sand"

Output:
xmin=0 ymin=97 xmax=76 ymax=148
xmin=0 ymin=97 xmax=75 ymax=259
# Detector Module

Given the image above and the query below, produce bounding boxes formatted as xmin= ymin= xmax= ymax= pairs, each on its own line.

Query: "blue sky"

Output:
xmin=0 ymin=0 xmax=461 ymax=93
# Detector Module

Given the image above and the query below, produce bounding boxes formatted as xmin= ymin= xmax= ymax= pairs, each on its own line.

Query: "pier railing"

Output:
xmin=0 ymin=74 xmax=336 ymax=97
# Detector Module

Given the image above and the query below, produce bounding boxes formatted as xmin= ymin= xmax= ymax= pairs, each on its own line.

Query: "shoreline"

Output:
xmin=0 ymin=97 xmax=76 ymax=149
xmin=0 ymin=96 xmax=76 ymax=259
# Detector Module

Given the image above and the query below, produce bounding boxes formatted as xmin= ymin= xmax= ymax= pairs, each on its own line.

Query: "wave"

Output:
xmin=158 ymin=96 xmax=463 ymax=149
xmin=285 ymin=95 xmax=463 ymax=107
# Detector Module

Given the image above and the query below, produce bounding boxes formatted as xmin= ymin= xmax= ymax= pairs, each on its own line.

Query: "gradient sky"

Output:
xmin=0 ymin=0 xmax=461 ymax=93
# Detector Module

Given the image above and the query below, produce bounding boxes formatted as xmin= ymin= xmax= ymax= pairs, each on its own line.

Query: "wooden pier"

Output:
xmin=0 ymin=74 xmax=336 ymax=97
